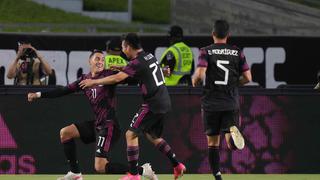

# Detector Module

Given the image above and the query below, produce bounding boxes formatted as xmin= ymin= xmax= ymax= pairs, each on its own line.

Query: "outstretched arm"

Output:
xmin=79 ymin=72 xmax=129 ymax=89
xmin=27 ymin=86 xmax=75 ymax=102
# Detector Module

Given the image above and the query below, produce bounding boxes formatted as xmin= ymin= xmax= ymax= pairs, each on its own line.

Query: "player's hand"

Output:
xmin=314 ymin=82 xmax=320 ymax=91
xmin=192 ymin=77 xmax=199 ymax=87
xmin=79 ymin=79 xmax=96 ymax=89
xmin=16 ymin=43 xmax=27 ymax=59
xmin=27 ymin=92 xmax=39 ymax=102
xmin=110 ymin=65 xmax=124 ymax=72
xmin=163 ymin=66 xmax=171 ymax=77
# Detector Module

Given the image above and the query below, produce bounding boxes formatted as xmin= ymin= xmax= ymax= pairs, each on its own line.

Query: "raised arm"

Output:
xmin=29 ymin=45 xmax=52 ymax=75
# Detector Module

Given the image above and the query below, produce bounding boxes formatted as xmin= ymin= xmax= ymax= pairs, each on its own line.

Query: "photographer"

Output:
xmin=7 ymin=42 xmax=52 ymax=85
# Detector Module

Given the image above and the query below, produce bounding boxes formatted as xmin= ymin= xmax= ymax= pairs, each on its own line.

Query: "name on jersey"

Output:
xmin=144 ymin=53 xmax=154 ymax=61
xmin=208 ymin=49 xmax=238 ymax=56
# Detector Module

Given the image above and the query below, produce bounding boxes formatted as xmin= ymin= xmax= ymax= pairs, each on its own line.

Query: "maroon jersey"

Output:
xmin=197 ymin=43 xmax=249 ymax=111
xmin=123 ymin=51 xmax=171 ymax=114
xmin=68 ymin=70 xmax=117 ymax=128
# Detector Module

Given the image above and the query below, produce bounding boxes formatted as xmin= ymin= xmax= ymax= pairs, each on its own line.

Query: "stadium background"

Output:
xmin=1 ymin=0 xmax=320 ymax=177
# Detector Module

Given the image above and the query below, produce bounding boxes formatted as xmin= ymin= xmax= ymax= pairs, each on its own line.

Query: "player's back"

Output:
xmin=128 ymin=51 xmax=171 ymax=114
xmin=201 ymin=43 xmax=245 ymax=111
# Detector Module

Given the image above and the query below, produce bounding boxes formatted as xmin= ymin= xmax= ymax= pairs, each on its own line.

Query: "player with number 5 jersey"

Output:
xmin=192 ymin=20 xmax=252 ymax=180
xmin=79 ymin=33 xmax=186 ymax=180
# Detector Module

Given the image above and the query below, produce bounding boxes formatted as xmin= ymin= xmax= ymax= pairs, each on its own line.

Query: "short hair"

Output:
xmin=213 ymin=20 xmax=229 ymax=39
xmin=106 ymin=37 xmax=121 ymax=51
xmin=89 ymin=49 xmax=103 ymax=58
xmin=122 ymin=33 xmax=142 ymax=50
xmin=168 ymin=25 xmax=183 ymax=38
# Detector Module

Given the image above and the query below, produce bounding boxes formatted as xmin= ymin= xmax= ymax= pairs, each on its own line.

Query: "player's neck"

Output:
xmin=214 ymin=39 xmax=227 ymax=44
xmin=132 ymin=49 xmax=143 ymax=59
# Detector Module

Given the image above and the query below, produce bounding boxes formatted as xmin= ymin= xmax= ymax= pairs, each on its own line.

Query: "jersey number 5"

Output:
xmin=149 ymin=62 xmax=165 ymax=86
xmin=214 ymin=60 xmax=229 ymax=85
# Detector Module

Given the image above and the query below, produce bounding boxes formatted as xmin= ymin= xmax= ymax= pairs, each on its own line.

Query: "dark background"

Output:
xmin=0 ymin=33 xmax=320 ymax=87
xmin=1 ymin=87 xmax=320 ymax=174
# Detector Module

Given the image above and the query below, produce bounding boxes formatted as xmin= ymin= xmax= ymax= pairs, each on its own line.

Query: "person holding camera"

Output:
xmin=6 ymin=42 xmax=52 ymax=85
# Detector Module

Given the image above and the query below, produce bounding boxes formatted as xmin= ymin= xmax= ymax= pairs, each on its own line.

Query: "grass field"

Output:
xmin=0 ymin=174 xmax=320 ymax=180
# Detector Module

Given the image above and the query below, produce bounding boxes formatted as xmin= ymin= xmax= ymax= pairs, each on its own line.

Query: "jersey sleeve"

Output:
xmin=197 ymin=48 xmax=208 ymax=67
xmin=123 ymin=59 xmax=141 ymax=77
xmin=67 ymin=75 xmax=84 ymax=92
xmin=239 ymin=51 xmax=250 ymax=72
xmin=41 ymin=76 xmax=82 ymax=98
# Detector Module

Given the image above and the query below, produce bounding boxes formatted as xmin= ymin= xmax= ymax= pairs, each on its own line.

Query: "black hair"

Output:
xmin=106 ymin=37 xmax=121 ymax=51
xmin=89 ymin=49 xmax=103 ymax=58
xmin=122 ymin=33 xmax=142 ymax=50
xmin=168 ymin=25 xmax=183 ymax=38
xmin=213 ymin=20 xmax=229 ymax=39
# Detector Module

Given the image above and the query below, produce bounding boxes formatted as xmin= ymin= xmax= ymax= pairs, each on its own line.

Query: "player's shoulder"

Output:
xmin=200 ymin=44 xmax=215 ymax=51
xmin=229 ymin=44 xmax=243 ymax=52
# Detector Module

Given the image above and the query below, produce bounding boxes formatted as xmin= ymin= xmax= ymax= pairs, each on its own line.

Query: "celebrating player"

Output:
xmin=79 ymin=33 xmax=186 ymax=180
xmin=27 ymin=50 xmax=157 ymax=180
xmin=192 ymin=20 xmax=252 ymax=180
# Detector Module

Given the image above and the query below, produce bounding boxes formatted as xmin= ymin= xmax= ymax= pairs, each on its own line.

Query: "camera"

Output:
xmin=18 ymin=42 xmax=37 ymax=60
xmin=20 ymin=48 xmax=37 ymax=60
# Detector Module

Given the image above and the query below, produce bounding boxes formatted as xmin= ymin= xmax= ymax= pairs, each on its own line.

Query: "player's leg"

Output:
xmin=94 ymin=124 xmax=156 ymax=179
xmin=94 ymin=125 xmax=131 ymax=174
xmin=60 ymin=124 xmax=81 ymax=174
xmin=223 ymin=110 xmax=245 ymax=150
xmin=207 ymin=135 xmax=222 ymax=180
xmin=203 ymin=110 xmax=223 ymax=180
xmin=143 ymin=113 xmax=185 ymax=180
xmin=57 ymin=121 xmax=95 ymax=180
xmin=119 ymin=106 xmax=145 ymax=180
xmin=145 ymin=134 xmax=185 ymax=180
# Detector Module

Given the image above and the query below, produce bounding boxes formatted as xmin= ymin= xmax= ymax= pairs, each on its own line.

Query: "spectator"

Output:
xmin=160 ymin=25 xmax=194 ymax=86
xmin=105 ymin=37 xmax=127 ymax=70
xmin=6 ymin=42 xmax=52 ymax=85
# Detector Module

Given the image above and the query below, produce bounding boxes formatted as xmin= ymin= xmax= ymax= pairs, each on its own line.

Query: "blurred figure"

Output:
xmin=0 ymin=66 xmax=4 ymax=85
xmin=105 ymin=37 xmax=127 ymax=70
xmin=192 ymin=20 xmax=252 ymax=180
xmin=160 ymin=25 xmax=194 ymax=86
xmin=7 ymin=42 xmax=52 ymax=85
xmin=314 ymin=70 xmax=320 ymax=90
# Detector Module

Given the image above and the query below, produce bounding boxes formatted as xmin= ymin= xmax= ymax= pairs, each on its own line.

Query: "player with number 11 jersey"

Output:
xmin=79 ymin=33 xmax=185 ymax=180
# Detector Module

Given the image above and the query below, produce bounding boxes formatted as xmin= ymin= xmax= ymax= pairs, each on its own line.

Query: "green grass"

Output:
xmin=0 ymin=0 xmax=168 ymax=32
xmin=83 ymin=0 xmax=171 ymax=24
xmin=0 ymin=174 xmax=319 ymax=180
xmin=0 ymin=0 xmax=114 ymax=24
xmin=288 ymin=0 xmax=320 ymax=9
xmin=84 ymin=0 xmax=127 ymax=12
xmin=133 ymin=0 xmax=170 ymax=24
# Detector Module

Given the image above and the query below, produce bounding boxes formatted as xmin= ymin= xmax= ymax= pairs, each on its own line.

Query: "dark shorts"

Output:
xmin=74 ymin=121 xmax=121 ymax=158
xmin=202 ymin=109 xmax=239 ymax=136
xmin=129 ymin=104 xmax=165 ymax=138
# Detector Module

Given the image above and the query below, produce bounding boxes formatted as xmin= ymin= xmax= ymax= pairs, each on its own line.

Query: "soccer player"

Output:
xmin=79 ymin=33 xmax=186 ymax=180
xmin=192 ymin=20 xmax=252 ymax=180
xmin=27 ymin=50 xmax=157 ymax=180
